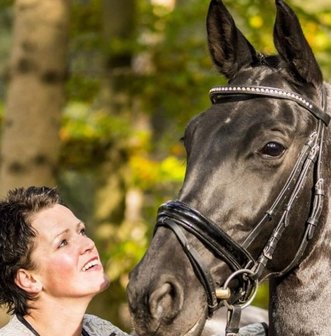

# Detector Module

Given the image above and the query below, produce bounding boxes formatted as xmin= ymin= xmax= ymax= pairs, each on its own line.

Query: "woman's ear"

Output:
xmin=15 ymin=269 xmax=43 ymax=294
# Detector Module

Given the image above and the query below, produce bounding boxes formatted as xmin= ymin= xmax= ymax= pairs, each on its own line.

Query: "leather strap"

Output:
xmin=158 ymin=218 xmax=218 ymax=314
xmin=157 ymin=202 xmax=255 ymax=271
xmin=209 ymin=86 xmax=330 ymax=125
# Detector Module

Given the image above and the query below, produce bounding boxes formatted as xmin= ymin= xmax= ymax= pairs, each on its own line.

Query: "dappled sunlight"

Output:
xmin=151 ymin=0 xmax=175 ymax=12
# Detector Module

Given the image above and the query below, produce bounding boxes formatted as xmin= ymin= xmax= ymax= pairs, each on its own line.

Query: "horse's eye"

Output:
xmin=260 ymin=142 xmax=285 ymax=157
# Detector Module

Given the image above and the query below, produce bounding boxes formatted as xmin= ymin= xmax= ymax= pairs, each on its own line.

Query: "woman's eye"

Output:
xmin=58 ymin=239 xmax=68 ymax=248
xmin=260 ymin=142 xmax=286 ymax=157
xmin=80 ymin=228 xmax=86 ymax=236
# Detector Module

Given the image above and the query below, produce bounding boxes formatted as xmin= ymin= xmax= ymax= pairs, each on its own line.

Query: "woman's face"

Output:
xmin=29 ymin=204 xmax=109 ymax=300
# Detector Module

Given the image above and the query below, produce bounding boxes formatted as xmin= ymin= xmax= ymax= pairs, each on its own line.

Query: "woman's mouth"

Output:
xmin=81 ymin=257 xmax=100 ymax=272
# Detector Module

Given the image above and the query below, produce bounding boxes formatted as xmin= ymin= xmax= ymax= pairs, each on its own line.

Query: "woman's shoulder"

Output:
xmin=0 ymin=315 xmax=34 ymax=335
xmin=83 ymin=314 xmax=131 ymax=336
xmin=239 ymin=323 xmax=268 ymax=336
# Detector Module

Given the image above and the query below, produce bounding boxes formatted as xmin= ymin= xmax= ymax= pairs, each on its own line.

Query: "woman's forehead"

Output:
xmin=31 ymin=204 xmax=79 ymax=237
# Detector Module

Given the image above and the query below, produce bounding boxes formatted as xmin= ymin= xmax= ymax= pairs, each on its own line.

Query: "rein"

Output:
xmin=154 ymin=85 xmax=330 ymax=336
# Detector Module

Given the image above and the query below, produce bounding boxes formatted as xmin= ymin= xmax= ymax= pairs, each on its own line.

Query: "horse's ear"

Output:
xmin=206 ymin=0 xmax=257 ymax=79
xmin=274 ymin=0 xmax=323 ymax=87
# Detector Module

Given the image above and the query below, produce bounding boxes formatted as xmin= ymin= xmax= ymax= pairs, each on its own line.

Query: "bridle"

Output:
xmin=154 ymin=85 xmax=330 ymax=335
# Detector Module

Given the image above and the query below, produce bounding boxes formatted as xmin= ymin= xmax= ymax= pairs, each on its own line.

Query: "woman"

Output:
xmin=0 ymin=186 xmax=130 ymax=336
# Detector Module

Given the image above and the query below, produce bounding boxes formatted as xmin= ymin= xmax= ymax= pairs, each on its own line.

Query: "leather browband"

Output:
xmin=209 ymin=86 xmax=330 ymax=126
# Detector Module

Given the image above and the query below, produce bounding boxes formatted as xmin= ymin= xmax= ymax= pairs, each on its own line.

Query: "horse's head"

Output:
xmin=127 ymin=1 xmax=329 ymax=335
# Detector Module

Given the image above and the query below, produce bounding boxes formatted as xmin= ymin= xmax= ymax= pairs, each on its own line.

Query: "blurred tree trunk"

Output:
xmin=0 ymin=0 xmax=70 ymax=196
xmin=89 ymin=0 xmax=142 ymax=331
xmin=94 ymin=0 xmax=137 ymax=220
xmin=95 ymin=0 xmax=136 ymax=240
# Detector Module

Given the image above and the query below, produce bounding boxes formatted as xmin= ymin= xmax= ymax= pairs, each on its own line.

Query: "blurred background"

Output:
xmin=0 ymin=0 xmax=330 ymax=332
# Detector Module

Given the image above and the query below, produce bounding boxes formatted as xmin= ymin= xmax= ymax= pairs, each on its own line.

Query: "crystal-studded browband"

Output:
xmin=209 ymin=86 xmax=330 ymax=125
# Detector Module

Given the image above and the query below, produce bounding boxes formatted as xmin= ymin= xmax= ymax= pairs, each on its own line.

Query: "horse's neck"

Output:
xmin=269 ymin=84 xmax=331 ymax=336
xmin=269 ymin=104 xmax=331 ymax=336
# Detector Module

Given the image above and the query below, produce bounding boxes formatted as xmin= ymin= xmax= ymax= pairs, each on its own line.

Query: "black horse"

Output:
xmin=127 ymin=1 xmax=331 ymax=335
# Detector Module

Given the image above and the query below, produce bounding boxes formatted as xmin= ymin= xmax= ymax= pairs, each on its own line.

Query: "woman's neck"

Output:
xmin=24 ymin=297 xmax=91 ymax=336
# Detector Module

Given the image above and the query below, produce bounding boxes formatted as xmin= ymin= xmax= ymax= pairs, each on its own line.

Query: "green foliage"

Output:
xmin=96 ymin=215 xmax=149 ymax=285
xmin=66 ymin=0 xmax=103 ymax=102
xmin=253 ymin=282 xmax=269 ymax=310
xmin=0 ymin=0 xmax=13 ymax=12
xmin=0 ymin=2 xmax=12 ymax=102
xmin=0 ymin=102 xmax=4 ymax=126
xmin=138 ymin=0 xmax=222 ymax=128
xmin=60 ymin=102 xmax=133 ymax=170
xmin=129 ymin=154 xmax=185 ymax=189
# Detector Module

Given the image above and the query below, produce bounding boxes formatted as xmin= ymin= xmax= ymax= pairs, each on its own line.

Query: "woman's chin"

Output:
xmin=90 ymin=273 xmax=110 ymax=295
xmin=99 ymin=274 xmax=110 ymax=292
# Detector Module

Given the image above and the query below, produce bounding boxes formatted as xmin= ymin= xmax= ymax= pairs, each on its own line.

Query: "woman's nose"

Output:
xmin=80 ymin=235 xmax=95 ymax=254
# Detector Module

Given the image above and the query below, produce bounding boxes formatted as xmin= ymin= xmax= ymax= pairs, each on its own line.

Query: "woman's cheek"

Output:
xmin=49 ymin=252 xmax=77 ymax=276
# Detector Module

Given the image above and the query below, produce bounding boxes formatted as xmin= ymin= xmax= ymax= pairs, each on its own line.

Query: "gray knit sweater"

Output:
xmin=0 ymin=314 xmax=130 ymax=336
xmin=0 ymin=314 xmax=266 ymax=336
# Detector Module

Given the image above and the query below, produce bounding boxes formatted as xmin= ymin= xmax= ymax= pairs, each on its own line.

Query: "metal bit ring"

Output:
xmin=221 ymin=269 xmax=259 ymax=310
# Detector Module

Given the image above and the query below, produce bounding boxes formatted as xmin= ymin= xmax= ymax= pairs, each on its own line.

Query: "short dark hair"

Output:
xmin=0 ymin=186 xmax=62 ymax=316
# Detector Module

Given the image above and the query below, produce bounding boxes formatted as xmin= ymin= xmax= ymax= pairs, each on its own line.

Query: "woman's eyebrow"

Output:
xmin=77 ymin=220 xmax=85 ymax=229
xmin=54 ymin=228 xmax=69 ymax=240
xmin=53 ymin=221 xmax=84 ymax=241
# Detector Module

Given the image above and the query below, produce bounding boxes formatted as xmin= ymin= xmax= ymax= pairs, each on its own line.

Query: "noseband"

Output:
xmin=154 ymin=85 xmax=330 ymax=335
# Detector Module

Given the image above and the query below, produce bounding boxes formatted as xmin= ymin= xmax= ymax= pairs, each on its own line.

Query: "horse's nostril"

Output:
xmin=149 ymin=280 xmax=184 ymax=322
